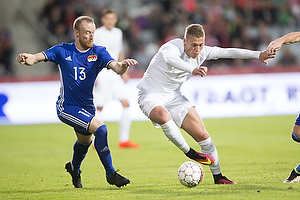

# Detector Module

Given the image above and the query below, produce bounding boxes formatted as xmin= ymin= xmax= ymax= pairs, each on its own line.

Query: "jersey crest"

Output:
xmin=87 ymin=54 xmax=97 ymax=62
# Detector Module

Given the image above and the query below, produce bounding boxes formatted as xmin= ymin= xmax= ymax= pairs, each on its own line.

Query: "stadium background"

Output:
xmin=0 ymin=0 xmax=300 ymax=125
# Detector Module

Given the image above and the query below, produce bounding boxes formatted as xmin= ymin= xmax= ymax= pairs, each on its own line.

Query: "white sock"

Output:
xmin=198 ymin=137 xmax=221 ymax=175
xmin=119 ymin=107 xmax=131 ymax=143
xmin=161 ymin=120 xmax=190 ymax=153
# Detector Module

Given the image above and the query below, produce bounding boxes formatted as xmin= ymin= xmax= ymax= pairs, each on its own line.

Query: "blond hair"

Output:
xmin=73 ymin=16 xmax=94 ymax=30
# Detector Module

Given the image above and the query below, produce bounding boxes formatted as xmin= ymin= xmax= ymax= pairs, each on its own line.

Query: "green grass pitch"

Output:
xmin=0 ymin=115 xmax=299 ymax=199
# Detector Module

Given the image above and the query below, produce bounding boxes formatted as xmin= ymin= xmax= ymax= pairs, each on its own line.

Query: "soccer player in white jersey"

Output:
xmin=16 ymin=16 xmax=138 ymax=188
xmin=137 ymin=24 xmax=276 ymax=184
xmin=94 ymin=8 xmax=140 ymax=149
xmin=267 ymin=31 xmax=300 ymax=183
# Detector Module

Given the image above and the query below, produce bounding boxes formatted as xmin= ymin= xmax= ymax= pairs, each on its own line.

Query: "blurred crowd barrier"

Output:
xmin=1 ymin=72 xmax=299 ymax=125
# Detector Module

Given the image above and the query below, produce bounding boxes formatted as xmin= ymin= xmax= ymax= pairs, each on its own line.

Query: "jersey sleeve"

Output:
xmin=161 ymin=42 xmax=195 ymax=73
xmin=43 ymin=44 xmax=63 ymax=64
xmin=204 ymin=46 xmax=260 ymax=60
xmin=98 ymin=47 xmax=115 ymax=69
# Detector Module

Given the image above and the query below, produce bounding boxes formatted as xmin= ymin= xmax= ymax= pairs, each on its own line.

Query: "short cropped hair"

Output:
xmin=101 ymin=8 xmax=117 ymax=18
xmin=184 ymin=24 xmax=205 ymax=39
xmin=73 ymin=16 xmax=94 ymax=30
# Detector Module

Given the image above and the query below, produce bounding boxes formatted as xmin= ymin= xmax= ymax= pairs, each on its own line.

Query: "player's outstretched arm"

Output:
xmin=16 ymin=52 xmax=46 ymax=66
xmin=267 ymin=31 xmax=300 ymax=53
xmin=108 ymin=58 xmax=138 ymax=75
xmin=258 ymin=50 xmax=276 ymax=66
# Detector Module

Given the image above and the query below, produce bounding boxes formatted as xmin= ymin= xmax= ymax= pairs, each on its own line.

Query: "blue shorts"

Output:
xmin=57 ymin=105 xmax=95 ymax=135
xmin=295 ymin=113 xmax=300 ymax=126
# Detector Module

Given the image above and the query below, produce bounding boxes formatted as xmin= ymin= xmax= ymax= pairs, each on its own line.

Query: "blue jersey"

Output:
xmin=43 ymin=42 xmax=114 ymax=113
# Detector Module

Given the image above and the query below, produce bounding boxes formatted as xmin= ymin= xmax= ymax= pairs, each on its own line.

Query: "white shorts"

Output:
xmin=138 ymin=90 xmax=193 ymax=127
xmin=94 ymin=70 xmax=128 ymax=107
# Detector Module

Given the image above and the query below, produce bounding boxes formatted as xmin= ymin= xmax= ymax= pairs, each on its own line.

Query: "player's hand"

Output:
xmin=266 ymin=38 xmax=285 ymax=54
xmin=259 ymin=50 xmax=276 ymax=66
xmin=267 ymin=42 xmax=281 ymax=54
xmin=16 ymin=53 xmax=29 ymax=65
xmin=121 ymin=58 xmax=138 ymax=67
xmin=192 ymin=66 xmax=207 ymax=77
xmin=16 ymin=52 xmax=45 ymax=66
xmin=111 ymin=58 xmax=138 ymax=75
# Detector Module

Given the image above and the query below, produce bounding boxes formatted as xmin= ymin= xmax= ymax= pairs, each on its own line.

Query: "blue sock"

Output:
xmin=94 ymin=124 xmax=115 ymax=177
xmin=72 ymin=141 xmax=91 ymax=173
xmin=291 ymin=132 xmax=300 ymax=142
xmin=295 ymin=164 xmax=300 ymax=173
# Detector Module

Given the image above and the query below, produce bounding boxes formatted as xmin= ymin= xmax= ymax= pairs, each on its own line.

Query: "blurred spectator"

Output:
xmin=37 ymin=0 xmax=300 ymax=76
xmin=132 ymin=43 xmax=154 ymax=71
xmin=0 ymin=22 xmax=13 ymax=76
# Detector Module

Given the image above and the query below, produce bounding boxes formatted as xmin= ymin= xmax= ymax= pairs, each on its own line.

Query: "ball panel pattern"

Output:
xmin=178 ymin=161 xmax=204 ymax=187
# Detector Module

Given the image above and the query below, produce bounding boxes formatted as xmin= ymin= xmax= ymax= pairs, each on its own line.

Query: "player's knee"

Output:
xmin=292 ymin=132 xmax=300 ymax=143
xmin=94 ymin=124 xmax=107 ymax=137
xmin=150 ymin=108 xmax=171 ymax=125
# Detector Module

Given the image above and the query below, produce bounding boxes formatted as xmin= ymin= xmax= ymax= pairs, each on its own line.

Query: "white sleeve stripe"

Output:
xmin=42 ymin=52 xmax=48 ymax=61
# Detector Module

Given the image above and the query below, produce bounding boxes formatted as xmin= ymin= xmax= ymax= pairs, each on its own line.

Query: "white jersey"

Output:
xmin=94 ymin=26 xmax=128 ymax=107
xmin=94 ymin=26 xmax=123 ymax=78
xmin=137 ymin=38 xmax=260 ymax=94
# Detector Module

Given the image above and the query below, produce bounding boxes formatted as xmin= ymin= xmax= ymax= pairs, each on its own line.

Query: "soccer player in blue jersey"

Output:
xmin=267 ymin=31 xmax=300 ymax=183
xmin=16 ymin=16 xmax=138 ymax=188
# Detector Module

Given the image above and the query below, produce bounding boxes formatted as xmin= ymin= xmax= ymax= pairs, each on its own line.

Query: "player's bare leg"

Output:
xmin=149 ymin=106 xmax=214 ymax=166
xmin=182 ymin=107 xmax=236 ymax=184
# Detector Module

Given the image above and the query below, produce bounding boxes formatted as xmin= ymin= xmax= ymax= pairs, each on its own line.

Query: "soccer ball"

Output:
xmin=178 ymin=161 xmax=204 ymax=187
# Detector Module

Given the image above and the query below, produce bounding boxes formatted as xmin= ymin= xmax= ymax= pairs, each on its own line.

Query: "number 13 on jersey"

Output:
xmin=74 ymin=67 xmax=86 ymax=80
